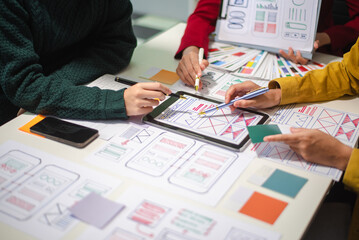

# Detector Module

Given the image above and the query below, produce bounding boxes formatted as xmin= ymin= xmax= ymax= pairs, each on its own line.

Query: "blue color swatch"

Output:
xmin=262 ymin=169 xmax=307 ymax=198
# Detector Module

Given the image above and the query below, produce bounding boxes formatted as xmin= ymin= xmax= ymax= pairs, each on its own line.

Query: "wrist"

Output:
xmin=272 ymin=88 xmax=282 ymax=106
xmin=183 ymin=46 xmax=200 ymax=56
xmin=336 ymin=145 xmax=352 ymax=170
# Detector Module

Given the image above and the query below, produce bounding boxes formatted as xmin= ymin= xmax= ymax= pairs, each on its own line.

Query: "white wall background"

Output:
xmin=131 ymin=0 xmax=198 ymax=21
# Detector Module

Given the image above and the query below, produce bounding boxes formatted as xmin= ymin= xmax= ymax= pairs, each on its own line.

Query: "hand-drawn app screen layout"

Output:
xmin=143 ymin=91 xmax=269 ymax=151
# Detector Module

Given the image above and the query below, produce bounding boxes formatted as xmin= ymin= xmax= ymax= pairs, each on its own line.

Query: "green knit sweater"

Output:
xmin=0 ymin=0 xmax=137 ymax=125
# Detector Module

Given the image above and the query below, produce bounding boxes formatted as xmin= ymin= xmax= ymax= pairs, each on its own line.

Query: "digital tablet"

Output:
xmin=143 ymin=91 xmax=270 ymax=151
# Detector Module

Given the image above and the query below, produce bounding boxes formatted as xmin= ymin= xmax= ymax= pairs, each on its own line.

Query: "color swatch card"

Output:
xmin=247 ymin=124 xmax=282 ymax=143
xmin=248 ymin=165 xmax=308 ymax=198
xmin=69 ymin=193 xmax=125 ymax=229
xmin=140 ymin=67 xmax=179 ymax=85
xmin=206 ymin=43 xmax=326 ymax=81
xmin=228 ymin=186 xmax=288 ymax=224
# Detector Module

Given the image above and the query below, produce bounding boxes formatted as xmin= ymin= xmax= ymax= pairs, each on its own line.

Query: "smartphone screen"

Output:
xmin=30 ymin=117 xmax=99 ymax=148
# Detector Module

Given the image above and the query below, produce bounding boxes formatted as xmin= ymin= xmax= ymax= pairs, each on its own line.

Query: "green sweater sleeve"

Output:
xmin=0 ymin=0 xmax=137 ymax=120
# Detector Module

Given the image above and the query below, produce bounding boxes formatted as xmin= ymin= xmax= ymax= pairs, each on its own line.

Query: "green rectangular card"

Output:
xmin=247 ymin=124 xmax=281 ymax=143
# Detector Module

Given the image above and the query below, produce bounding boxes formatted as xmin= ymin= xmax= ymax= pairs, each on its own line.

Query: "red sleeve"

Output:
xmin=324 ymin=0 xmax=359 ymax=53
xmin=174 ymin=0 xmax=221 ymax=59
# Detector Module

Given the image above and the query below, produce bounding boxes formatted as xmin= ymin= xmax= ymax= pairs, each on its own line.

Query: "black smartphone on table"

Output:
xmin=30 ymin=117 xmax=99 ymax=148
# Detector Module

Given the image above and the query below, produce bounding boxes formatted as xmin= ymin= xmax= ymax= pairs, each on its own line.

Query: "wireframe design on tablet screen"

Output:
xmin=144 ymin=91 xmax=269 ymax=150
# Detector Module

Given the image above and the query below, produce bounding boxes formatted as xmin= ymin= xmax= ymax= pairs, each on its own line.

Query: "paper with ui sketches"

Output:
xmin=216 ymin=0 xmax=322 ymax=59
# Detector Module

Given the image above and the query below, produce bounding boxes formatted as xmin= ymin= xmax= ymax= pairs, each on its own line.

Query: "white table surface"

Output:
xmin=1 ymin=23 xmax=358 ymax=240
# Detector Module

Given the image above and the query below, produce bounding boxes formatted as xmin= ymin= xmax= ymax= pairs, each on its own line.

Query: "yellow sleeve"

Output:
xmin=269 ymin=38 xmax=359 ymax=105
xmin=343 ymin=148 xmax=359 ymax=193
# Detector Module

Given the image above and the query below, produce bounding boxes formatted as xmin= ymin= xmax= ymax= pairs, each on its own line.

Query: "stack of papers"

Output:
xmin=207 ymin=42 xmax=326 ymax=80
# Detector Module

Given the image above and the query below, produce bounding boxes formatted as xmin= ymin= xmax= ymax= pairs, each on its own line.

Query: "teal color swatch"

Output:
xmin=262 ymin=169 xmax=308 ymax=198
xmin=247 ymin=124 xmax=282 ymax=143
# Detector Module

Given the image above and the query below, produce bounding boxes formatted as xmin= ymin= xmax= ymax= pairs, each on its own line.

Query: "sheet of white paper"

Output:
xmin=0 ymin=140 xmax=122 ymax=240
xmin=77 ymin=186 xmax=282 ymax=240
xmin=244 ymin=103 xmax=359 ymax=181
xmin=85 ymin=122 xmax=256 ymax=206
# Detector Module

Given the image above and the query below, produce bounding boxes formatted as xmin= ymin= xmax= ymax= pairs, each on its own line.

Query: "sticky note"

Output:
xmin=69 ymin=193 xmax=125 ymax=229
xmin=19 ymin=115 xmax=46 ymax=137
xmin=247 ymin=124 xmax=281 ymax=143
xmin=141 ymin=67 xmax=179 ymax=85
xmin=239 ymin=192 xmax=287 ymax=224
xmin=262 ymin=169 xmax=308 ymax=198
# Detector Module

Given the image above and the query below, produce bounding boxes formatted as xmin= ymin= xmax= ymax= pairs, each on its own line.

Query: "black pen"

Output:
xmin=114 ymin=76 xmax=136 ymax=86
xmin=114 ymin=76 xmax=186 ymax=99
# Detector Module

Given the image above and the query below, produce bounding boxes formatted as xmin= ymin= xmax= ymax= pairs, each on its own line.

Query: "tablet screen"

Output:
xmin=143 ymin=91 xmax=270 ymax=151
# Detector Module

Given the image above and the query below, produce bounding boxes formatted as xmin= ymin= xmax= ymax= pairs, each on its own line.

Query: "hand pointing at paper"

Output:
xmin=263 ymin=128 xmax=352 ymax=170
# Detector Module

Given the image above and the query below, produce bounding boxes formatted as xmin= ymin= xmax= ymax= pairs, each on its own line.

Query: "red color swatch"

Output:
xmin=239 ymin=192 xmax=287 ymax=224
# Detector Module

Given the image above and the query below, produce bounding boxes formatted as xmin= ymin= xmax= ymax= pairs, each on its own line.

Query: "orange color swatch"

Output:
xmin=148 ymin=69 xmax=179 ymax=85
xmin=239 ymin=192 xmax=287 ymax=224
xmin=18 ymin=115 xmax=45 ymax=138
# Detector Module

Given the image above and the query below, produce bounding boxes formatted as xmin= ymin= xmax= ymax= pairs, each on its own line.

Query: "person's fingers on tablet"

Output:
xmin=128 ymin=82 xmax=171 ymax=101
xmin=139 ymin=99 xmax=161 ymax=107
xmin=137 ymin=89 xmax=166 ymax=101
xmin=124 ymin=83 xmax=164 ymax=116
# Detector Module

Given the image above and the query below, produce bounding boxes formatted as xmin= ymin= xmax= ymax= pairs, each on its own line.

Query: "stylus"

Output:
xmin=195 ymin=48 xmax=204 ymax=93
xmin=115 ymin=76 xmax=187 ymax=100
xmin=198 ymin=87 xmax=269 ymax=115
